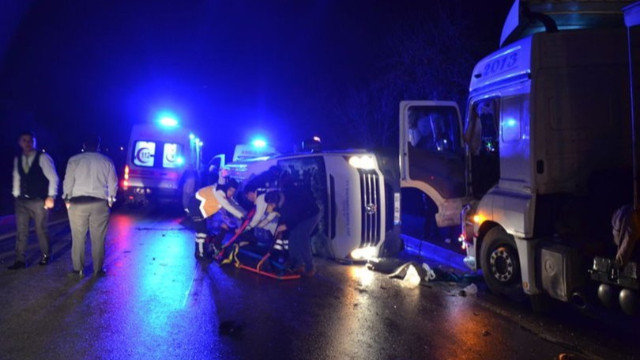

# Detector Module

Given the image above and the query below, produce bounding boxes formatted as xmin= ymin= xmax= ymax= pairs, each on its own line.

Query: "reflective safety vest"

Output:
xmin=195 ymin=185 xmax=223 ymax=219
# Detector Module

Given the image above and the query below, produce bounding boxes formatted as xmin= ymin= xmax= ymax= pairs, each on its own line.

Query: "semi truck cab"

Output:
xmin=400 ymin=0 xmax=640 ymax=312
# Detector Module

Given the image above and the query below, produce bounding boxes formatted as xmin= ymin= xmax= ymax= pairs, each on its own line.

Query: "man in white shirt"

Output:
xmin=8 ymin=131 xmax=59 ymax=270
xmin=63 ymin=135 xmax=117 ymax=277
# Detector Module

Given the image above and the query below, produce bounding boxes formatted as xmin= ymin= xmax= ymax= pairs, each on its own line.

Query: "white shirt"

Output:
xmin=247 ymin=193 xmax=268 ymax=229
xmin=12 ymin=150 xmax=59 ymax=198
xmin=256 ymin=211 xmax=279 ymax=235
xmin=212 ymin=187 xmax=246 ymax=219
xmin=63 ymin=151 xmax=118 ymax=201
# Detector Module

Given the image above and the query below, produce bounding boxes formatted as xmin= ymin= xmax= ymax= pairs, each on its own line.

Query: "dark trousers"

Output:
xmin=15 ymin=198 xmax=50 ymax=262
xmin=68 ymin=200 xmax=110 ymax=272
xmin=188 ymin=196 xmax=209 ymax=255
xmin=288 ymin=212 xmax=321 ymax=272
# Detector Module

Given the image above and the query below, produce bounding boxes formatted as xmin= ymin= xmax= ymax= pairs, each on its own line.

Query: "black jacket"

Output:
xmin=279 ymin=184 xmax=320 ymax=229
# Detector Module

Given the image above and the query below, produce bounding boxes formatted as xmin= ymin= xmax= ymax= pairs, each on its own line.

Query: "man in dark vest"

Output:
xmin=8 ymin=131 xmax=59 ymax=269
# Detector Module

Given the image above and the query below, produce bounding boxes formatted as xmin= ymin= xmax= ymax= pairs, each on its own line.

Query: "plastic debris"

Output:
xmin=459 ymin=283 xmax=478 ymax=297
xmin=367 ymin=257 xmax=408 ymax=273
xmin=464 ymin=283 xmax=478 ymax=295
xmin=401 ymin=264 xmax=422 ymax=288
xmin=422 ymin=263 xmax=436 ymax=282
xmin=388 ymin=261 xmax=427 ymax=285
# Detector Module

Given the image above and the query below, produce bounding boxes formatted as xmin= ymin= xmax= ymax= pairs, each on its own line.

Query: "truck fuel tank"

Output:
xmin=540 ymin=244 xmax=585 ymax=302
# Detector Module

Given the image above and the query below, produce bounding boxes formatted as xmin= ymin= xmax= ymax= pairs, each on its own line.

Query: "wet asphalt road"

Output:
xmin=0 ymin=207 xmax=639 ymax=360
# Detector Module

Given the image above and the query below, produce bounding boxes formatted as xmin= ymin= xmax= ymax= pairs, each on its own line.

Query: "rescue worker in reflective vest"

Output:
xmin=187 ymin=179 xmax=245 ymax=258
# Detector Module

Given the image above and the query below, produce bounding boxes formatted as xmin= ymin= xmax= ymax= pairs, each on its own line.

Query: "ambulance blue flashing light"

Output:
xmin=156 ymin=111 xmax=179 ymax=128
xmin=251 ymin=138 xmax=267 ymax=148
xmin=159 ymin=117 xmax=178 ymax=127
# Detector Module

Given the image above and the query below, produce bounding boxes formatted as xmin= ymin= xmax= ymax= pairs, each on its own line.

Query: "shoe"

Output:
xmin=301 ymin=268 xmax=316 ymax=277
xmin=38 ymin=255 xmax=50 ymax=266
xmin=284 ymin=266 xmax=305 ymax=276
xmin=94 ymin=268 xmax=107 ymax=277
xmin=67 ymin=270 xmax=84 ymax=278
xmin=8 ymin=261 xmax=26 ymax=270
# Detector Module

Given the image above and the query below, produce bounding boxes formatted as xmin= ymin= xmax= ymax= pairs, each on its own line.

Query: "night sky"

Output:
xmin=0 ymin=0 xmax=511 ymax=208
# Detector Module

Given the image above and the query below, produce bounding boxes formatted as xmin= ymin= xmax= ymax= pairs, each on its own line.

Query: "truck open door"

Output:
xmin=399 ymin=100 xmax=467 ymax=227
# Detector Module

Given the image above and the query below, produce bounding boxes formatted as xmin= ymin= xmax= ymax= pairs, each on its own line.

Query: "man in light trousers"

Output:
xmin=63 ymin=135 xmax=117 ymax=277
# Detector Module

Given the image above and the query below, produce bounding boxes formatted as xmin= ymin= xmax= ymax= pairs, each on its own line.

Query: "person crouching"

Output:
xmin=186 ymin=179 xmax=245 ymax=258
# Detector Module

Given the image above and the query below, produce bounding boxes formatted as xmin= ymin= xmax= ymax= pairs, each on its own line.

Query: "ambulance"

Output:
xmin=121 ymin=120 xmax=203 ymax=208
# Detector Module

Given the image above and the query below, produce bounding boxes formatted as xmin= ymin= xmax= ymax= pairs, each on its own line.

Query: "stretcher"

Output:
xmin=214 ymin=210 xmax=300 ymax=280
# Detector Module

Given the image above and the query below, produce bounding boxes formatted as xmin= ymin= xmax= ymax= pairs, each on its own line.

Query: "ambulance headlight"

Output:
xmin=348 ymin=155 xmax=376 ymax=170
xmin=351 ymin=246 xmax=378 ymax=260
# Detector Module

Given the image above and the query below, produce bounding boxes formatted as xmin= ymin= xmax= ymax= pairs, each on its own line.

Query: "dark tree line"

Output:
xmin=329 ymin=2 xmax=508 ymax=150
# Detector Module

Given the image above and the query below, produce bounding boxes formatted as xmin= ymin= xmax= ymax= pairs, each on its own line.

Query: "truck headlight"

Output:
xmin=351 ymin=246 xmax=378 ymax=260
xmin=348 ymin=155 xmax=376 ymax=170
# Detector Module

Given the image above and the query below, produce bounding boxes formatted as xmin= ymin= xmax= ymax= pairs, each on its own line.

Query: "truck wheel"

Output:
xmin=480 ymin=227 xmax=526 ymax=302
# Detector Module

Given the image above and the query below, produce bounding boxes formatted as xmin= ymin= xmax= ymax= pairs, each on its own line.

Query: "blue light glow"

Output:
xmin=504 ymin=118 xmax=518 ymax=127
xmin=156 ymin=111 xmax=179 ymax=128
xmin=176 ymin=156 xmax=185 ymax=165
xmin=159 ymin=117 xmax=178 ymax=127
xmin=189 ymin=133 xmax=195 ymax=140
xmin=251 ymin=138 xmax=267 ymax=148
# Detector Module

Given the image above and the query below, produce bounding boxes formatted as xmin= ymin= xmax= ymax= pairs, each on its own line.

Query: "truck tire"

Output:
xmin=480 ymin=227 xmax=526 ymax=302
